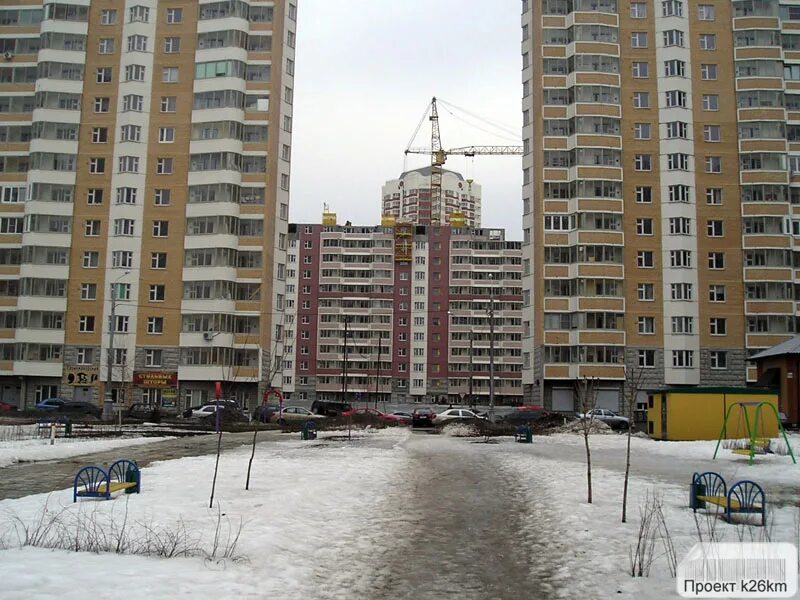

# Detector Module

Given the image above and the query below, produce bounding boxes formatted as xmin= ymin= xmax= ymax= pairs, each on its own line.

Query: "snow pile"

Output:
xmin=441 ymin=422 xmax=480 ymax=437
xmin=0 ymin=436 xmax=171 ymax=468
xmin=552 ymin=418 xmax=613 ymax=435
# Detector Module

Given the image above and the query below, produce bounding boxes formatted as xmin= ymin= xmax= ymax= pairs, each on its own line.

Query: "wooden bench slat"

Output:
xmin=697 ymin=495 xmax=742 ymax=510
xmin=77 ymin=482 xmax=136 ymax=496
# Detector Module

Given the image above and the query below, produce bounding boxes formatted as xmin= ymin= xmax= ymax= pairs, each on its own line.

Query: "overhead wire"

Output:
xmin=437 ymin=104 xmax=521 ymax=143
xmin=437 ymin=98 xmax=520 ymax=138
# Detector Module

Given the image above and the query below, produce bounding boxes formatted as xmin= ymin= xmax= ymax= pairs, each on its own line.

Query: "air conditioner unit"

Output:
xmin=203 ymin=332 xmax=215 ymax=341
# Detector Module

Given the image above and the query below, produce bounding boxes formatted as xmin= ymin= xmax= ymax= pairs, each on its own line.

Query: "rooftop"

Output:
xmin=397 ymin=166 xmax=465 ymax=181
xmin=750 ymin=337 xmax=800 ymax=360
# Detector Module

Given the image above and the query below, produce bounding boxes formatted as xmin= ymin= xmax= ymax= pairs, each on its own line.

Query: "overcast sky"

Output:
xmin=291 ymin=1 xmax=524 ymax=239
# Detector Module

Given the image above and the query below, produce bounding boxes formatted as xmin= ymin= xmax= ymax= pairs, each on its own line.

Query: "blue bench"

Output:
xmin=515 ymin=425 xmax=532 ymax=443
xmin=301 ymin=420 xmax=318 ymax=440
xmin=690 ymin=471 xmax=766 ymax=526
xmin=74 ymin=459 xmax=141 ymax=503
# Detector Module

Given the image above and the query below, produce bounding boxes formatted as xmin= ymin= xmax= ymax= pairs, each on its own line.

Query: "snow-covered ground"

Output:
xmin=0 ymin=435 xmax=173 ymax=469
xmin=0 ymin=427 xmax=798 ymax=599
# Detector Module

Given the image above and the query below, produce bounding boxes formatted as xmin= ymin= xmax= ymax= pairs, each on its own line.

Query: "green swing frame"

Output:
xmin=712 ymin=401 xmax=796 ymax=465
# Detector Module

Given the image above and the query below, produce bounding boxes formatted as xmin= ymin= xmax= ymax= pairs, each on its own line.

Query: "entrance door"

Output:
xmin=0 ymin=384 xmax=20 ymax=407
xmin=73 ymin=387 xmax=92 ymax=403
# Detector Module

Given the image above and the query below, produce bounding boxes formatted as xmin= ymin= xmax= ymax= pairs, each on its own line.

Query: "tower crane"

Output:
xmin=404 ymin=97 xmax=523 ymax=226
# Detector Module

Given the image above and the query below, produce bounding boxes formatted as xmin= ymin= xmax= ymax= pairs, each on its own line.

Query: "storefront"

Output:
xmin=133 ymin=372 xmax=178 ymax=412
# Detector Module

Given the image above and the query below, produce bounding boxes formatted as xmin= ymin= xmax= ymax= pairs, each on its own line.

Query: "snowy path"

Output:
xmin=327 ymin=431 xmax=556 ymax=599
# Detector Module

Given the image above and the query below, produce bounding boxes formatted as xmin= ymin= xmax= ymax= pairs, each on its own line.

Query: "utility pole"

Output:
xmin=375 ymin=333 xmax=382 ymax=409
xmin=488 ymin=273 xmax=496 ymax=422
xmin=469 ymin=330 xmax=474 ymax=410
xmin=103 ymin=282 xmax=117 ymax=421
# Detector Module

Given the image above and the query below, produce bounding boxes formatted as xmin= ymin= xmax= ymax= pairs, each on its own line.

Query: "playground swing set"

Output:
xmin=712 ymin=401 xmax=796 ymax=465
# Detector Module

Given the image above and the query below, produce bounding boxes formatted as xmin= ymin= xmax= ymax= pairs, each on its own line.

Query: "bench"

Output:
xmin=515 ymin=425 xmax=532 ymax=443
xmin=301 ymin=420 xmax=318 ymax=441
xmin=74 ymin=459 xmax=141 ymax=503
xmin=689 ymin=471 xmax=766 ymax=526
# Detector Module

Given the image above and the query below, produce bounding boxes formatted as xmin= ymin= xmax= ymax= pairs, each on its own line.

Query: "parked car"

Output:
xmin=497 ymin=407 xmax=549 ymax=425
xmin=273 ymin=406 xmax=327 ymax=424
xmin=577 ymin=408 xmax=630 ymax=430
xmin=411 ymin=407 xmax=436 ymax=428
xmin=59 ymin=401 xmax=101 ymax=418
xmin=252 ymin=404 xmax=281 ymax=423
xmin=432 ymin=408 xmax=488 ymax=424
xmin=191 ymin=405 xmax=220 ymax=419
xmin=36 ymin=397 xmax=68 ymax=411
xmin=389 ymin=411 xmax=413 ymax=424
xmin=341 ymin=407 xmax=405 ymax=423
xmin=125 ymin=403 xmax=164 ymax=421
xmin=0 ymin=400 xmax=16 ymax=412
xmin=310 ymin=400 xmax=352 ymax=417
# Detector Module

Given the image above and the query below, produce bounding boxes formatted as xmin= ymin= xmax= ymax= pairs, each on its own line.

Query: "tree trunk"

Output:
xmin=622 ymin=425 xmax=632 ymax=522
xmin=583 ymin=429 xmax=593 ymax=504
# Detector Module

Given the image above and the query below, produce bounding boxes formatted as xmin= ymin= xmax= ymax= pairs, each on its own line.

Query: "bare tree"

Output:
xmin=575 ymin=377 xmax=599 ymax=504
xmin=245 ymin=319 xmax=290 ymax=491
xmin=621 ymin=366 xmax=645 ymax=523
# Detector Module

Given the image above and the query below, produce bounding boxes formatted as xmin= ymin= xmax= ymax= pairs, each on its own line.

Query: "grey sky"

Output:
xmin=291 ymin=1 xmax=524 ymax=239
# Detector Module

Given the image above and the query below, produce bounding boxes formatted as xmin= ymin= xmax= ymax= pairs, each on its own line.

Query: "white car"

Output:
xmin=272 ymin=406 xmax=327 ymax=423
xmin=432 ymin=408 xmax=487 ymax=424
xmin=577 ymin=409 xmax=630 ymax=430
xmin=190 ymin=405 xmax=220 ymax=419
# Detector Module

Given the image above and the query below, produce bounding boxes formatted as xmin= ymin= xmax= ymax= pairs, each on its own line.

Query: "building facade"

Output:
xmin=0 ymin=0 xmax=296 ymax=410
xmin=381 ymin=167 xmax=482 ymax=228
xmin=281 ymin=222 xmax=523 ymax=405
xmin=522 ymin=0 xmax=800 ymax=411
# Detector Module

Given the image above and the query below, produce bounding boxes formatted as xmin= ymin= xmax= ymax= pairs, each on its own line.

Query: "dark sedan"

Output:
xmin=497 ymin=407 xmax=549 ymax=426
xmin=412 ymin=407 xmax=436 ymax=428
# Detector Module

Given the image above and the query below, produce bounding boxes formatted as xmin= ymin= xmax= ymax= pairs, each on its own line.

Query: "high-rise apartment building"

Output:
xmin=281 ymin=221 xmax=522 ymax=404
xmin=522 ymin=0 xmax=800 ymax=411
xmin=382 ymin=167 xmax=482 ymax=228
xmin=0 ymin=1 xmax=296 ymax=411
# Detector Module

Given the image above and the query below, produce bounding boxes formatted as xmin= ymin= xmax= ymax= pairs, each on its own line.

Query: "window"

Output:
xmin=664 ymin=60 xmax=685 ymax=77
xmin=708 ymin=252 xmax=725 ymax=269
xmin=663 ymin=30 xmax=684 ymax=47
xmin=633 ymin=123 xmax=651 ymax=140
xmin=156 ymin=157 xmax=173 ymax=175
xmin=147 ymin=317 xmax=163 ymax=334
xmin=124 ymin=64 xmax=145 ymax=82
xmin=637 ymin=251 xmax=654 ymax=268
xmin=669 ymin=217 xmax=691 ymax=235
xmin=87 ymin=189 xmax=103 ymax=205
xmin=672 ymin=350 xmax=694 ymax=369
xmin=706 ymin=188 xmax=722 ymax=205
xmin=129 ymin=5 xmax=149 ymax=22
xmin=80 ymin=283 xmax=96 ymax=300
xmin=705 ymin=156 xmax=721 ymax=173
xmin=634 ymin=154 xmax=651 ymax=171
xmin=709 ymin=285 xmax=726 ymax=303
xmin=671 ymin=283 xmax=693 ymax=301
xmin=671 ymin=317 xmax=694 ymax=335
xmin=151 ymin=252 xmax=167 ymax=269
xmin=638 ymin=349 xmax=655 ymax=368
xmin=112 ymin=250 xmax=133 ymax=268
xmin=665 ymin=90 xmax=687 ymax=108
xmin=127 ymin=35 xmax=147 ymax=52
xmin=114 ymin=315 xmax=129 ymax=333
xmin=662 ymin=0 xmax=683 ymax=17
xmin=710 ymin=318 xmax=727 ymax=336
xmin=76 ymin=348 xmax=93 ymax=365
xmin=668 ymin=153 xmax=689 ymax=170
xmin=699 ymin=34 xmax=716 ymax=50
xmin=162 ymin=67 xmax=178 ymax=83
xmin=120 ymin=124 xmax=141 ymax=142
xmin=670 ymin=250 xmax=692 ymax=268
xmin=631 ymin=32 xmax=648 ymax=48
xmin=94 ymin=97 xmax=110 ymax=113
xmin=82 ymin=252 xmax=99 ymax=268
xmin=113 ymin=348 xmax=127 ymax=366
xmin=631 ymin=3 xmax=647 ymax=17
xmin=632 ymin=62 xmax=649 ymax=78
xmin=702 ymin=95 xmax=719 ymax=111
xmin=666 ymin=121 xmax=688 ymax=139
xmin=698 ymin=4 xmax=715 ymax=20
xmin=707 ymin=220 xmax=724 ymax=237
xmin=98 ymin=38 xmax=115 ymax=54
xmin=635 ymin=186 xmax=652 ymax=203
xmin=700 ymin=64 xmax=718 ymax=80
xmin=164 ymin=37 xmax=180 ymax=53
xmin=636 ymin=218 xmax=653 ymax=235
xmin=703 ymin=125 xmax=721 ymax=142
xmin=122 ymin=94 xmax=143 ymax=112
xmin=78 ymin=315 xmax=95 ymax=332
xmin=118 ymin=156 xmax=139 ymax=173
xmin=116 ymin=187 xmax=137 ymax=205
xmin=91 ymin=127 xmax=108 ymax=143
xmin=166 ymin=7 xmax=182 ymax=23
xmin=710 ymin=351 xmax=727 ymax=370
xmin=84 ymin=220 xmax=100 ymax=237
xmin=95 ymin=67 xmax=112 ymax=84
xmin=633 ymin=92 xmax=649 ymax=108
xmin=637 ymin=283 xmax=654 ymax=301
xmin=152 ymin=220 xmax=169 ymax=237
xmin=100 ymin=9 xmax=117 ymax=24
xmin=154 ymin=189 xmax=171 ymax=206
xmin=160 ymin=96 xmax=177 ymax=112
xmin=145 ymin=349 xmax=163 ymax=367
xmin=149 ymin=284 xmax=165 ymax=302
xmin=158 ymin=127 xmax=175 ymax=143
xmin=638 ymin=316 xmax=655 ymax=334
xmin=89 ymin=158 xmax=105 ymax=174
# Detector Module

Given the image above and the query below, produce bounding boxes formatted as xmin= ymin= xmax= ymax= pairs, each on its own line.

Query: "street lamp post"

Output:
xmin=487 ymin=273 xmax=496 ymax=422
xmin=103 ymin=271 xmax=129 ymax=421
